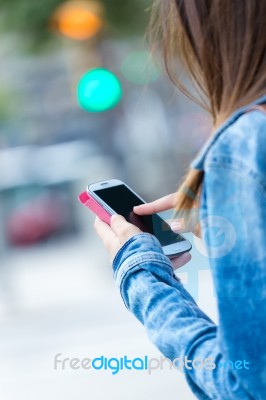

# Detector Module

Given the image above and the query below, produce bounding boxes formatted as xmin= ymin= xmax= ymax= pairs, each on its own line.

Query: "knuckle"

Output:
xmin=119 ymin=224 xmax=129 ymax=238
xmin=111 ymin=214 xmax=121 ymax=228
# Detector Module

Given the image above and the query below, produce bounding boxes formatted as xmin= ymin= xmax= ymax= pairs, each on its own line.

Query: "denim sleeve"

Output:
xmin=112 ymin=231 xmax=255 ymax=399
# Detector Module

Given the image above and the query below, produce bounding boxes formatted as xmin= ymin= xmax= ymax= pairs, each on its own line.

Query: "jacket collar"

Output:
xmin=191 ymin=93 xmax=266 ymax=170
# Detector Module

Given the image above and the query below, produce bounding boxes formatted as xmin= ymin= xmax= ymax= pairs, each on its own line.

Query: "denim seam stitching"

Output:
xmin=205 ymin=160 xmax=266 ymax=198
xmin=112 ymin=232 xmax=161 ymax=271
xmin=115 ymin=252 xmax=173 ymax=287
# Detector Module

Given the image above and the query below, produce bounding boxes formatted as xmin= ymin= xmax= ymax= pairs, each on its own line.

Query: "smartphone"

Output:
xmin=86 ymin=179 xmax=191 ymax=258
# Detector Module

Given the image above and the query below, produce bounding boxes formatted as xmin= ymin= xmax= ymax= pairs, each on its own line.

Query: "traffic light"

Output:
xmin=77 ymin=68 xmax=123 ymax=112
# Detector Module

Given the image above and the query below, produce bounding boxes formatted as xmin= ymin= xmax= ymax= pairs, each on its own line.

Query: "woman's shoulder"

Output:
xmin=191 ymin=98 xmax=266 ymax=171
xmin=204 ymin=108 xmax=266 ymax=174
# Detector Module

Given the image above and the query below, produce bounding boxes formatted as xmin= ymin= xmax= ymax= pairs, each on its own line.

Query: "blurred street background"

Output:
xmin=0 ymin=1 xmax=217 ymax=399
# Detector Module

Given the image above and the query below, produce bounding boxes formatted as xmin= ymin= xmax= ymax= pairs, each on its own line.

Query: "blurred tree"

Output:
xmin=0 ymin=0 xmax=152 ymax=47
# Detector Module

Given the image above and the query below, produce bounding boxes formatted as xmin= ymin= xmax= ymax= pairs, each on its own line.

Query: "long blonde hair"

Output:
xmin=149 ymin=0 xmax=266 ymax=231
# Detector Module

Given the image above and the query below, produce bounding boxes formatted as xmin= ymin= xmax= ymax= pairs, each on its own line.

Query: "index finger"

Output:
xmin=133 ymin=193 xmax=176 ymax=215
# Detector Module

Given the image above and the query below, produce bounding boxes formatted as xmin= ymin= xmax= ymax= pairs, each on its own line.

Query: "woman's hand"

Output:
xmin=133 ymin=193 xmax=192 ymax=269
xmin=94 ymin=193 xmax=192 ymax=270
xmin=133 ymin=193 xmax=185 ymax=234
xmin=94 ymin=215 xmax=141 ymax=263
xmin=134 ymin=193 xmax=201 ymax=238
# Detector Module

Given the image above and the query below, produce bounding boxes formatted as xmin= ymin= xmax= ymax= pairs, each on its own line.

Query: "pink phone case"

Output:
xmin=78 ymin=191 xmax=112 ymax=225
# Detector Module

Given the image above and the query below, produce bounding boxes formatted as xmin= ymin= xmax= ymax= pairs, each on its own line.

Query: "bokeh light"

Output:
xmin=52 ymin=0 xmax=103 ymax=40
xmin=77 ymin=68 xmax=123 ymax=112
xmin=121 ymin=51 xmax=160 ymax=85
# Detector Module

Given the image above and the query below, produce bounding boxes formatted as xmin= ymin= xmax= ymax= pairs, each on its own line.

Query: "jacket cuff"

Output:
xmin=112 ymin=233 xmax=175 ymax=291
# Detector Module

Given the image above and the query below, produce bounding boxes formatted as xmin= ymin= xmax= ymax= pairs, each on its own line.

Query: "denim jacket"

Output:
xmin=112 ymin=93 xmax=266 ymax=400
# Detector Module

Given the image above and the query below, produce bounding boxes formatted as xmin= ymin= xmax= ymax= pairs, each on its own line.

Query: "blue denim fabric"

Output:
xmin=112 ymin=93 xmax=266 ymax=400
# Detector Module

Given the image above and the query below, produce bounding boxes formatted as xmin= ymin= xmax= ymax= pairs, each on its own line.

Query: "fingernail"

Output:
xmin=171 ymin=222 xmax=182 ymax=232
xmin=111 ymin=214 xmax=122 ymax=221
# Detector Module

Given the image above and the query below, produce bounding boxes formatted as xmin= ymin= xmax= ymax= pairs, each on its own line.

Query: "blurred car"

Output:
xmin=6 ymin=193 xmax=67 ymax=245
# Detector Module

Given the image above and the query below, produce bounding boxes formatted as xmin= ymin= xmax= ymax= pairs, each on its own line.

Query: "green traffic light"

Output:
xmin=77 ymin=68 xmax=123 ymax=112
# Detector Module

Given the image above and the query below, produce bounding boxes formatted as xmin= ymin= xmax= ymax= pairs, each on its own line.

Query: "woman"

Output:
xmin=94 ymin=1 xmax=266 ymax=399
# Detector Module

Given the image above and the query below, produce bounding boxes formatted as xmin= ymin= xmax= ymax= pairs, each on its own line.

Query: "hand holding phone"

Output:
xmin=79 ymin=179 xmax=191 ymax=259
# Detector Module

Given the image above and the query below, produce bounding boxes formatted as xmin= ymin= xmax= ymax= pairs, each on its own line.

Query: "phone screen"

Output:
xmin=93 ymin=184 xmax=184 ymax=247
